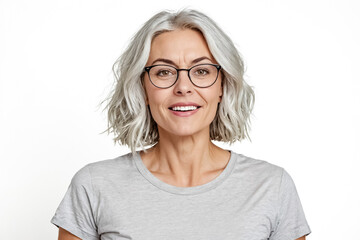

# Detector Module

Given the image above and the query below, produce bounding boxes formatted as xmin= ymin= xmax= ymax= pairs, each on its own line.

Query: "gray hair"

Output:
xmin=104 ymin=9 xmax=255 ymax=154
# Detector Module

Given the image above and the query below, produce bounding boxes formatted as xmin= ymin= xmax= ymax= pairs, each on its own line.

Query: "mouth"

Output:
xmin=169 ymin=106 xmax=202 ymax=112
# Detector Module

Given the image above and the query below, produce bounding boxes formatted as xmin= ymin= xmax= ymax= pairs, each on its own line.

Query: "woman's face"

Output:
xmin=144 ymin=28 xmax=222 ymax=138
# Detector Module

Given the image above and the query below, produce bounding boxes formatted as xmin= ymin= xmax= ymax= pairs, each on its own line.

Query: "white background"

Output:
xmin=0 ymin=0 xmax=359 ymax=239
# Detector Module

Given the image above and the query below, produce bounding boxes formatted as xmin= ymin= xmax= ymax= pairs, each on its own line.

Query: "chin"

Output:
xmin=161 ymin=125 xmax=209 ymax=138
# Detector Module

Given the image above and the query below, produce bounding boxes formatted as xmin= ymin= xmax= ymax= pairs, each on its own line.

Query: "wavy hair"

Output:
xmin=104 ymin=9 xmax=255 ymax=154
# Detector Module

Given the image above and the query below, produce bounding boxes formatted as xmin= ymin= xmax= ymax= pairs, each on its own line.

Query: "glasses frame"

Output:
xmin=144 ymin=63 xmax=222 ymax=89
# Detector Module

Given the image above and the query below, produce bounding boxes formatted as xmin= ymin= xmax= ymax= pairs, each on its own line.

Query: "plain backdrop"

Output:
xmin=0 ymin=0 xmax=359 ymax=239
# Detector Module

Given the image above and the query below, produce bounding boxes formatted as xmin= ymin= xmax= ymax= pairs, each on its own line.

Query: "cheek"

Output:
xmin=147 ymin=91 xmax=169 ymax=119
xmin=147 ymin=88 xmax=164 ymax=105
xmin=209 ymin=83 xmax=223 ymax=103
xmin=144 ymin=81 xmax=157 ymax=104
xmin=206 ymin=87 xmax=222 ymax=118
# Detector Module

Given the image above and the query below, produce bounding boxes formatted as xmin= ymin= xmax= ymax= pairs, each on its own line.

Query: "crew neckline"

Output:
xmin=134 ymin=150 xmax=236 ymax=195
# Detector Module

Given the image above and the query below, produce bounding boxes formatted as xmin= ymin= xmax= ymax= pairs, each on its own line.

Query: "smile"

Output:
xmin=170 ymin=106 xmax=200 ymax=111
xmin=168 ymin=106 xmax=201 ymax=117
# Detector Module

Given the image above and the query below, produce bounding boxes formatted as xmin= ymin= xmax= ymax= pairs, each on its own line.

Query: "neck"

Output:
xmin=141 ymin=126 xmax=229 ymax=187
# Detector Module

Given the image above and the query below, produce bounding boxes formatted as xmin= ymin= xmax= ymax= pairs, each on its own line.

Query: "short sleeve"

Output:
xmin=270 ymin=169 xmax=311 ymax=240
xmin=51 ymin=165 xmax=99 ymax=240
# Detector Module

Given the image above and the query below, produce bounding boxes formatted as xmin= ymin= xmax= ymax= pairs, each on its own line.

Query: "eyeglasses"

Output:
xmin=144 ymin=63 xmax=222 ymax=89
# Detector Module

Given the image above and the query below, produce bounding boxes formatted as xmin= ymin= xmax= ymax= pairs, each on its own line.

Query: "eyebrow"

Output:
xmin=151 ymin=56 xmax=214 ymax=66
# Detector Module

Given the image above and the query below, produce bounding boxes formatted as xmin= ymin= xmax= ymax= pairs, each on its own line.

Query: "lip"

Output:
xmin=168 ymin=102 xmax=202 ymax=117
xmin=168 ymin=102 xmax=201 ymax=108
xmin=169 ymin=107 xmax=200 ymax=117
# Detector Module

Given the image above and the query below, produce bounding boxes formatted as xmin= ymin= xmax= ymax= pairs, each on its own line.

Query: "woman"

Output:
xmin=51 ymin=9 xmax=311 ymax=240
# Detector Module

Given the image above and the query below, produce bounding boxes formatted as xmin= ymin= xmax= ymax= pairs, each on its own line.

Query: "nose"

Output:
xmin=173 ymin=70 xmax=193 ymax=96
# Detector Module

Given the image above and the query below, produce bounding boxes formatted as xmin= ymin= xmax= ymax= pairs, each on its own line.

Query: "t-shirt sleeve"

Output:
xmin=51 ymin=165 xmax=99 ymax=240
xmin=270 ymin=169 xmax=311 ymax=240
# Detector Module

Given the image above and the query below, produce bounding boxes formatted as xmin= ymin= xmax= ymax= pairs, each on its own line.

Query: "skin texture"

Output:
xmin=144 ymin=29 xmax=223 ymax=139
xmin=57 ymin=28 xmax=307 ymax=240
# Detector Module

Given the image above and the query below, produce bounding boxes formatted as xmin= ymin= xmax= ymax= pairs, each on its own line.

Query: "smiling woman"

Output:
xmin=51 ymin=9 xmax=311 ymax=240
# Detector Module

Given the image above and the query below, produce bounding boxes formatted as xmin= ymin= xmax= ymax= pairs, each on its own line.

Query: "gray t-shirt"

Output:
xmin=51 ymin=151 xmax=311 ymax=240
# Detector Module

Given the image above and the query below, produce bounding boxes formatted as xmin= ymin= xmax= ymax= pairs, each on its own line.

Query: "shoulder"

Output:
xmin=72 ymin=152 xmax=138 ymax=184
xmin=87 ymin=152 xmax=135 ymax=172
xmin=231 ymin=151 xmax=286 ymax=185
xmin=233 ymin=151 xmax=284 ymax=174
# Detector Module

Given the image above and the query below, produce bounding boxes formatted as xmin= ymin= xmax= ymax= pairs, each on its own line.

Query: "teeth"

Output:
xmin=171 ymin=106 xmax=198 ymax=111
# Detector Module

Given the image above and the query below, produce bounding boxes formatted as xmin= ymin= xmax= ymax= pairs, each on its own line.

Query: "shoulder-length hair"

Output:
xmin=104 ymin=9 xmax=255 ymax=154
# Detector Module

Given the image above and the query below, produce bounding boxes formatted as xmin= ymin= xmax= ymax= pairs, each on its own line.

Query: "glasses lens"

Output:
xmin=190 ymin=64 xmax=219 ymax=87
xmin=149 ymin=65 xmax=177 ymax=88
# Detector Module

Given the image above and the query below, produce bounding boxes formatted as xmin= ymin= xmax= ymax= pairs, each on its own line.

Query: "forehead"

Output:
xmin=148 ymin=28 xmax=214 ymax=64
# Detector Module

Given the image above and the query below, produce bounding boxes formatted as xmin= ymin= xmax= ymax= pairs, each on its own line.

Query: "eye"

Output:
xmin=152 ymin=66 xmax=176 ymax=78
xmin=194 ymin=68 xmax=210 ymax=75
xmin=157 ymin=70 xmax=173 ymax=76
